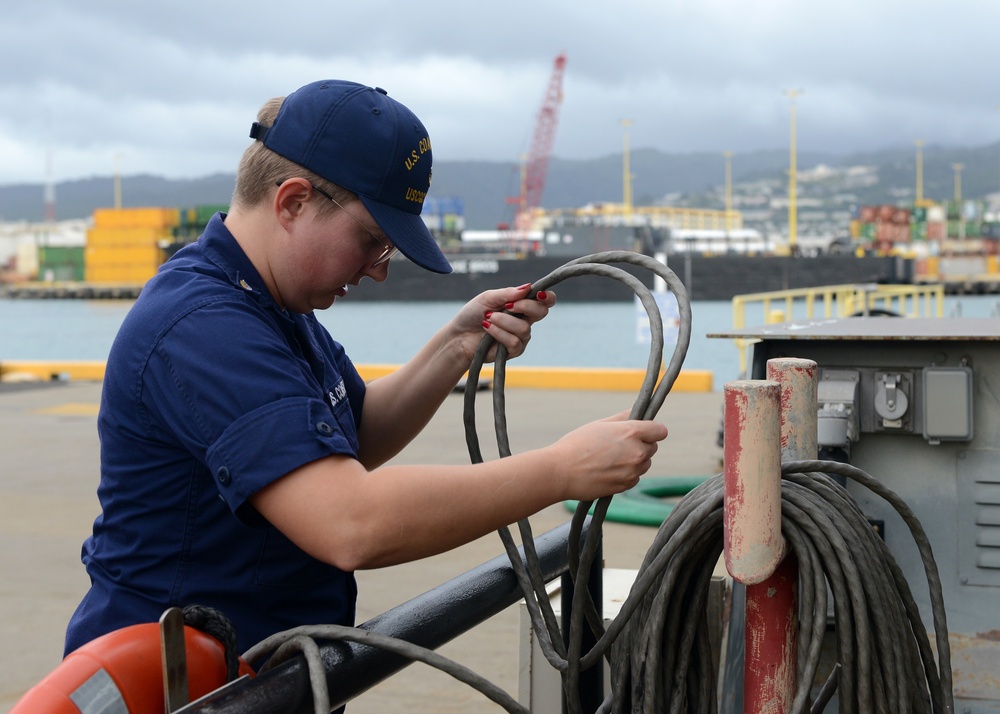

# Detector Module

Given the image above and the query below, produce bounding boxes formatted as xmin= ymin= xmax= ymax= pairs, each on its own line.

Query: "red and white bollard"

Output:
xmin=724 ymin=358 xmax=818 ymax=713
xmin=768 ymin=358 xmax=818 ymax=464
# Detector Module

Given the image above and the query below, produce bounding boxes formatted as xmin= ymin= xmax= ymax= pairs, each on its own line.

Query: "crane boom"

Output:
xmin=507 ymin=53 xmax=567 ymax=232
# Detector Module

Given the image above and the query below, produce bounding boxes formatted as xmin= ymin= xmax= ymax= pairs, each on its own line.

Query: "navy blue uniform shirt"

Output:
xmin=65 ymin=214 xmax=366 ymax=655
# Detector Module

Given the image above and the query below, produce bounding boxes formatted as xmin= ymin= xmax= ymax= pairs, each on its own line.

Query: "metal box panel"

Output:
xmin=958 ymin=451 xmax=1000 ymax=587
xmin=923 ymin=366 xmax=974 ymax=441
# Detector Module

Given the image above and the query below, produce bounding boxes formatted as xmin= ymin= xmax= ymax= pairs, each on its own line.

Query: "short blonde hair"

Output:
xmin=231 ymin=96 xmax=353 ymax=215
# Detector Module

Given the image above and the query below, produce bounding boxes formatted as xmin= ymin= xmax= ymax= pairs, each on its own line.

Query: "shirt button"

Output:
xmin=316 ymin=422 xmax=333 ymax=436
xmin=217 ymin=467 xmax=231 ymax=485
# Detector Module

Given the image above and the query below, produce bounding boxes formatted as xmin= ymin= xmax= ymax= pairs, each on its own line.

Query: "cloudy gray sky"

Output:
xmin=2 ymin=0 xmax=997 ymax=184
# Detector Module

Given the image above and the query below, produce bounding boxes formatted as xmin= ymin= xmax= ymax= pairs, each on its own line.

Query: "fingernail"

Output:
xmin=536 ymin=291 xmax=547 ymax=300
xmin=518 ymin=283 xmax=532 ymax=290
xmin=484 ymin=311 xmax=493 ymax=319
xmin=505 ymin=302 xmax=515 ymax=310
xmin=482 ymin=320 xmax=491 ymax=329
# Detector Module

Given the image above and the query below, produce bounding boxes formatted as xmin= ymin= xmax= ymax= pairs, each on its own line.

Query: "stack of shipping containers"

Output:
xmin=420 ymin=195 xmax=465 ymax=248
xmin=848 ymin=200 xmax=1000 ymax=287
xmin=37 ymin=245 xmax=85 ymax=282
xmin=85 ymin=207 xmax=178 ymax=284
xmin=165 ymin=204 xmax=229 ymax=258
xmin=851 ymin=205 xmax=918 ymax=255
xmin=943 ymin=199 xmax=992 ymax=242
xmin=849 ymin=204 xmax=954 ymax=252
xmin=934 ymin=200 xmax=999 ymax=285
xmin=913 ymin=205 xmax=949 ymax=283
xmin=913 ymin=205 xmax=947 ymax=241
xmin=16 ymin=220 xmax=89 ymax=282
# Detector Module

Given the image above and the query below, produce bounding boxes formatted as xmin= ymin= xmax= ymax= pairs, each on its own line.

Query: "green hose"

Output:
xmin=563 ymin=476 xmax=710 ymax=527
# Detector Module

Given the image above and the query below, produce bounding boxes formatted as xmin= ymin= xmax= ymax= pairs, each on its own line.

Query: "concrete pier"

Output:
xmin=0 ymin=380 xmax=724 ymax=713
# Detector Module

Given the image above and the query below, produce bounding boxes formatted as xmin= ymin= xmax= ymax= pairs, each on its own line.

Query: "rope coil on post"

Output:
xmin=584 ymin=461 xmax=954 ymax=713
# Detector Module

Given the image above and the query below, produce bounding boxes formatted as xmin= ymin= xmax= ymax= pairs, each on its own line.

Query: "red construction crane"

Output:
xmin=506 ymin=53 xmax=567 ymax=233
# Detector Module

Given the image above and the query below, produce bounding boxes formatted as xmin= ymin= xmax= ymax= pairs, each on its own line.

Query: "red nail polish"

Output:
xmin=536 ymin=291 xmax=547 ymax=300
xmin=505 ymin=302 xmax=515 ymax=310
xmin=482 ymin=320 xmax=491 ymax=329
xmin=518 ymin=283 xmax=532 ymax=290
xmin=484 ymin=311 xmax=493 ymax=319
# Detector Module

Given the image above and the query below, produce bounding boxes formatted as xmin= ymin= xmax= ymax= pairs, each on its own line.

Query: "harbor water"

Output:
xmin=2 ymin=294 xmax=999 ymax=387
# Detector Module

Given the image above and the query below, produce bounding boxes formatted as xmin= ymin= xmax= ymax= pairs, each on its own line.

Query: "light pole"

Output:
xmin=953 ymin=163 xmax=965 ymax=239
xmin=724 ymin=150 xmax=733 ymax=232
xmin=621 ymin=118 xmax=634 ymax=216
xmin=113 ymin=153 xmax=124 ymax=210
xmin=914 ymin=139 xmax=924 ymax=206
xmin=996 ymin=106 xmax=1000 ymax=202
xmin=784 ymin=89 xmax=803 ymax=250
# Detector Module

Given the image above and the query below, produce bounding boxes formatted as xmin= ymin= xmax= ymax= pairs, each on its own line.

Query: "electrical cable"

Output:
xmin=595 ymin=461 xmax=953 ymax=714
xmin=241 ymin=251 xmax=953 ymax=714
xmin=462 ymin=252 xmax=692 ymax=711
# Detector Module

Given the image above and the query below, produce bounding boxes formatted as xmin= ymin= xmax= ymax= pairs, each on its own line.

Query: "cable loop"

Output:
xmin=463 ymin=252 xmax=692 ymax=713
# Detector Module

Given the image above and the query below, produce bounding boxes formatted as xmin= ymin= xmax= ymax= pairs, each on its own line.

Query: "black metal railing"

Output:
xmin=180 ymin=519 xmax=600 ymax=713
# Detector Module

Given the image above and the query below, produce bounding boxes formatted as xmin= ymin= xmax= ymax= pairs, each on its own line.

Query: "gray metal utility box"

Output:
xmin=713 ymin=317 xmax=1000 ymax=711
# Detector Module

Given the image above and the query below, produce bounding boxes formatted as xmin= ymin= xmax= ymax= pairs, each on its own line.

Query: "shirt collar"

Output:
xmin=198 ymin=212 xmax=281 ymax=309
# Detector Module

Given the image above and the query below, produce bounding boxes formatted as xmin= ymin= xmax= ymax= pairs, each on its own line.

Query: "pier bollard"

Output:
xmin=723 ymin=380 xmax=784 ymax=584
xmin=768 ymin=358 xmax=818 ymax=463
xmin=723 ymin=378 xmax=792 ymax=713
xmin=748 ymin=359 xmax=818 ymax=712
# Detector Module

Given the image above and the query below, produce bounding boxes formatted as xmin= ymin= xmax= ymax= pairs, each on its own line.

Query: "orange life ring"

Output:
xmin=11 ymin=622 xmax=255 ymax=713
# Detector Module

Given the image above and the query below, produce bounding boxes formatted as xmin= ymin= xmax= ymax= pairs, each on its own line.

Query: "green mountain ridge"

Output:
xmin=1 ymin=143 xmax=996 ymax=229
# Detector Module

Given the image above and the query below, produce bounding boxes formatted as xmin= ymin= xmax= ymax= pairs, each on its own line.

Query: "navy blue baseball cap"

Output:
xmin=249 ymin=80 xmax=452 ymax=274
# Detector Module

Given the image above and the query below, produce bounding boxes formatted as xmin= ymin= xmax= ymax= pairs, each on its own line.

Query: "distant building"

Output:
xmin=0 ymin=219 xmax=89 ymax=279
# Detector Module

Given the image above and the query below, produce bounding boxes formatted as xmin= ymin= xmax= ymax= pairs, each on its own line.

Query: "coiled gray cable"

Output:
xmin=600 ymin=461 xmax=953 ymax=714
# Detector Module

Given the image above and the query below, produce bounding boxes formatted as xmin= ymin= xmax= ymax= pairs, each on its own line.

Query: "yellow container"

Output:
xmin=87 ymin=226 xmax=172 ymax=248
xmin=86 ymin=264 xmax=158 ymax=284
xmin=93 ymin=207 xmax=179 ymax=229
xmin=86 ymin=244 xmax=163 ymax=265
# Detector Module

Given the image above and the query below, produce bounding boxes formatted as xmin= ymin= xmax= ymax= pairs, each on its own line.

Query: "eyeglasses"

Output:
xmin=308 ymin=183 xmax=398 ymax=268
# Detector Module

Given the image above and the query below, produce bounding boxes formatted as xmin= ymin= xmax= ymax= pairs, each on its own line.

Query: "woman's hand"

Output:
xmin=451 ymin=283 xmax=557 ymax=362
xmin=550 ymin=411 xmax=669 ymax=501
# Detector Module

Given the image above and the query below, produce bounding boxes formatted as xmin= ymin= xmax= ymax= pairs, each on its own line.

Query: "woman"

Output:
xmin=65 ymin=79 xmax=668 ymax=655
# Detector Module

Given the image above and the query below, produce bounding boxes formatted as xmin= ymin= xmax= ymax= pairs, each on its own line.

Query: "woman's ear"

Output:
xmin=274 ymin=179 xmax=312 ymax=229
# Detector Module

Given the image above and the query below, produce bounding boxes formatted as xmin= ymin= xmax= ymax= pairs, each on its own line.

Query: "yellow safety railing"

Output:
xmin=731 ymin=283 xmax=945 ymax=376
